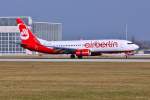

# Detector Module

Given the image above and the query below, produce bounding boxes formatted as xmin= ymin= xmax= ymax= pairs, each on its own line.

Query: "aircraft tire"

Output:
xmin=70 ymin=54 xmax=75 ymax=59
xmin=78 ymin=56 xmax=83 ymax=59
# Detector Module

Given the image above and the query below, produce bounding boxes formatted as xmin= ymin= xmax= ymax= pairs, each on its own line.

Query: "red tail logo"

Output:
xmin=16 ymin=18 xmax=40 ymax=46
xmin=16 ymin=18 xmax=54 ymax=53
xmin=20 ymin=29 xmax=29 ymax=40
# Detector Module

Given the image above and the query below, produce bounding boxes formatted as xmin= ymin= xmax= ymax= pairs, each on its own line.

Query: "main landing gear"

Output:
xmin=77 ymin=56 xmax=83 ymax=59
xmin=70 ymin=54 xmax=83 ymax=59
xmin=70 ymin=54 xmax=75 ymax=59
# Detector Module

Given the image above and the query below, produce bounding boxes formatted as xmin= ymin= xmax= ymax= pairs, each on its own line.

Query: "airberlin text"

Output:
xmin=84 ymin=41 xmax=118 ymax=48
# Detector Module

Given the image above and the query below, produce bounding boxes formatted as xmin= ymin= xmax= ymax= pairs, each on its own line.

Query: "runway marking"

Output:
xmin=0 ymin=59 xmax=150 ymax=62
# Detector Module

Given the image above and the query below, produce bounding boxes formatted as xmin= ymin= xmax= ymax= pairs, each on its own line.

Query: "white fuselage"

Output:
xmin=38 ymin=39 xmax=139 ymax=53
xmin=16 ymin=18 xmax=139 ymax=58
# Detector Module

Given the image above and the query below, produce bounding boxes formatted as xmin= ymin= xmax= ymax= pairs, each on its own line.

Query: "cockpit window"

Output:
xmin=127 ymin=42 xmax=134 ymax=44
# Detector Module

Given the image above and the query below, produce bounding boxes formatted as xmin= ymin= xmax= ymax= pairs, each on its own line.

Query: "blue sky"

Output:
xmin=0 ymin=0 xmax=150 ymax=40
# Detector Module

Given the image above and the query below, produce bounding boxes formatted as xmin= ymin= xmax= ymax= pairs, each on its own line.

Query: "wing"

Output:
xmin=47 ymin=46 xmax=77 ymax=54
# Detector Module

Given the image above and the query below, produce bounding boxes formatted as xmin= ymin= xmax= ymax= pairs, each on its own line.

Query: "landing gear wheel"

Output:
xmin=78 ymin=56 xmax=83 ymax=59
xmin=70 ymin=54 xmax=75 ymax=59
xmin=125 ymin=55 xmax=128 ymax=59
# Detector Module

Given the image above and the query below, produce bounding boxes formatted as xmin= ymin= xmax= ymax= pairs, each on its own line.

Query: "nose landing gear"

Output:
xmin=125 ymin=51 xmax=134 ymax=59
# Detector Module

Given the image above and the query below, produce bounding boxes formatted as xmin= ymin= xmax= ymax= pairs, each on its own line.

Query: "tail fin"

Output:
xmin=16 ymin=18 xmax=41 ymax=48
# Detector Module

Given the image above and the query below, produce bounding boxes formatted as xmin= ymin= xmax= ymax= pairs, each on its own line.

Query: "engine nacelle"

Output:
xmin=75 ymin=49 xmax=91 ymax=56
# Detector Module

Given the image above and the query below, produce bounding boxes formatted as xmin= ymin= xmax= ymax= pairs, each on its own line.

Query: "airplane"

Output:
xmin=16 ymin=18 xmax=139 ymax=59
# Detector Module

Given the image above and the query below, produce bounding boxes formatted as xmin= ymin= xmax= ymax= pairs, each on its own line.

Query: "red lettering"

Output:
xmin=113 ymin=41 xmax=118 ymax=47
xmin=84 ymin=41 xmax=118 ymax=48
xmin=94 ymin=42 xmax=100 ymax=48
xmin=84 ymin=43 xmax=90 ymax=48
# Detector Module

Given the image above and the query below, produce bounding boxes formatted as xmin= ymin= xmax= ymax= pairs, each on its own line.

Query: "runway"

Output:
xmin=0 ymin=58 xmax=150 ymax=62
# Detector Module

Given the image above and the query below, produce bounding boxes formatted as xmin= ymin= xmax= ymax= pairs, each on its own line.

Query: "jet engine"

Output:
xmin=75 ymin=49 xmax=91 ymax=56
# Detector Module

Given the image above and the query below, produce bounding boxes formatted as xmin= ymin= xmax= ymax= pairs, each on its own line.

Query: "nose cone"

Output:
xmin=134 ymin=44 xmax=139 ymax=50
